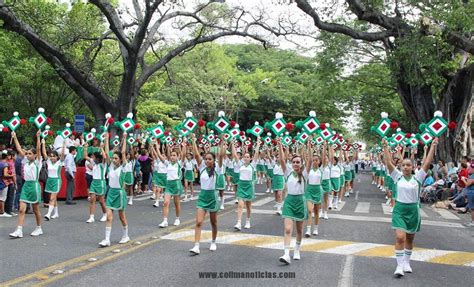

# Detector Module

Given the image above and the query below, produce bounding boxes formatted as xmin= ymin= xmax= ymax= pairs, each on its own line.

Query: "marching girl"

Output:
xmin=343 ymin=151 xmax=353 ymax=198
xmin=382 ymin=137 xmax=438 ymax=277
xmin=265 ymin=149 xmax=274 ymax=194
xmin=271 ymin=149 xmax=285 ymax=215
xmin=231 ymin=137 xmax=261 ymax=231
xmin=328 ymin=146 xmax=341 ymax=210
xmin=83 ymin=142 xmax=108 ymax=223
xmin=256 ymin=152 xmax=266 ymax=185
xmin=371 ymin=156 xmax=377 ymax=185
xmin=349 ymin=152 xmax=358 ymax=193
xmin=189 ymin=135 xmax=225 ymax=254
xmin=304 ymin=140 xmax=324 ymax=237
xmin=9 ymin=131 xmax=44 ymax=238
xmin=99 ymin=134 xmax=130 ymax=247
xmin=183 ymin=151 xmax=197 ymax=202
xmin=215 ymin=143 xmax=227 ymax=210
xmin=157 ymin=141 xmax=186 ymax=228
xmin=278 ymin=139 xmax=308 ymax=265
xmin=149 ymin=143 xmax=167 ymax=208
xmin=337 ymin=151 xmax=346 ymax=205
xmin=231 ymin=148 xmax=242 ymax=204
xmin=320 ymin=142 xmax=331 ymax=219
xmin=42 ymin=138 xmax=66 ymax=220
xmin=125 ymin=147 xmax=135 ymax=205
xmin=224 ymin=153 xmax=234 ymax=192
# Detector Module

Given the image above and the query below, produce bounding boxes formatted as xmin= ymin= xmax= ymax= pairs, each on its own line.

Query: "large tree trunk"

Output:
xmin=437 ymin=63 xmax=474 ymax=162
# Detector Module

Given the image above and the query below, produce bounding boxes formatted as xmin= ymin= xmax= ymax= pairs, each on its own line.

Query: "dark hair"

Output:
xmin=7 ymin=150 xmax=16 ymax=156
xmin=461 ymin=162 xmax=468 ymax=168
xmin=28 ymin=147 xmax=37 ymax=155
xmin=439 ymin=160 xmax=445 ymax=166
xmin=333 ymin=157 xmax=339 ymax=164
xmin=1 ymin=153 xmax=7 ymax=160
xmin=140 ymin=149 xmax=147 ymax=156
xmin=204 ymin=152 xmax=216 ymax=178
xmin=114 ymin=151 xmax=123 ymax=162
xmin=69 ymin=146 xmax=76 ymax=153
xmin=49 ymin=150 xmax=59 ymax=157
xmin=93 ymin=151 xmax=103 ymax=163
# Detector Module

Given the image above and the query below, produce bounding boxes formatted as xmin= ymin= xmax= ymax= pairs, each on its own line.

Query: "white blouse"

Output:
xmin=166 ymin=160 xmax=182 ymax=180
xmin=199 ymin=162 xmax=222 ymax=190
xmin=391 ymin=169 xmax=427 ymax=203
xmin=22 ymin=158 xmax=42 ymax=181
xmin=286 ymin=170 xmax=305 ymax=195
xmin=108 ymin=164 xmax=123 ymax=189
xmin=47 ymin=160 xmax=63 ymax=178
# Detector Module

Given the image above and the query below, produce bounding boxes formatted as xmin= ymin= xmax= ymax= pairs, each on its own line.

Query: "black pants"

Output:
xmin=66 ymin=173 xmax=75 ymax=202
xmin=141 ymin=172 xmax=150 ymax=190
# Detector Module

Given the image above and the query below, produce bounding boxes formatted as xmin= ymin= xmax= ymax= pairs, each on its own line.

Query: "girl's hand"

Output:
xmin=11 ymin=131 xmax=16 ymax=138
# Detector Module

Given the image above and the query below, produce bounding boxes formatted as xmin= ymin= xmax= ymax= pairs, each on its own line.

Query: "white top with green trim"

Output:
xmin=391 ymin=169 xmax=427 ymax=203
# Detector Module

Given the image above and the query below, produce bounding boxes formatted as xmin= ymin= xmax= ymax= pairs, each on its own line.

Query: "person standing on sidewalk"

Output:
xmin=0 ymin=150 xmax=13 ymax=218
xmin=64 ymin=146 xmax=77 ymax=205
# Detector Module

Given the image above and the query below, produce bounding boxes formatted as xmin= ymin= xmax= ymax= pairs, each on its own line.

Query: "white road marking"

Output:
xmin=320 ymin=243 xmax=384 ymax=255
xmin=434 ymin=208 xmax=460 ymax=220
xmin=337 ymin=255 xmax=354 ymax=287
xmin=252 ymin=197 xmax=275 ymax=207
xmin=354 ymin=202 xmax=370 ymax=213
xmin=355 ymin=190 xmax=359 ymax=201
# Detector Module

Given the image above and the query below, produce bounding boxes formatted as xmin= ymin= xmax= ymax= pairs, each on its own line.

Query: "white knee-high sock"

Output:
xmin=105 ymin=227 xmax=111 ymax=241
xmin=395 ymin=250 xmax=404 ymax=266
xmin=122 ymin=225 xmax=128 ymax=238
xmin=46 ymin=205 xmax=54 ymax=216
xmin=404 ymin=249 xmax=412 ymax=263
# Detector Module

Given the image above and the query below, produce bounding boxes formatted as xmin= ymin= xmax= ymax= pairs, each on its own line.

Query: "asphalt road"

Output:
xmin=1 ymin=171 xmax=473 ymax=287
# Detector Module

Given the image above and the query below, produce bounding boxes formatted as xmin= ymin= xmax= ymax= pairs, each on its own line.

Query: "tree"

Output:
xmin=291 ymin=0 xmax=473 ymax=160
xmin=0 ymin=0 xmax=273 ymax=124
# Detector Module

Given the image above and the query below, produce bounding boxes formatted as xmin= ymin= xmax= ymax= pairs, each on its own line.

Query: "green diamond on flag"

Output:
xmin=239 ymin=134 xmax=246 ymax=142
xmin=270 ymin=118 xmax=286 ymax=136
xmin=2 ymin=112 xmax=22 ymax=132
xmin=183 ymin=117 xmax=198 ymax=132
xmin=426 ymin=116 xmax=447 ymax=137
xmin=320 ymin=126 xmax=334 ymax=140
xmin=408 ymin=137 xmax=418 ymax=147
xmin=392 ymin=131 xmax=405 ymax=144
xmin=247 ymin=122 xmax=264 ymax=137
xmin=374 ymin=118 xmax=391 ymax=137
xmin=97 ymin=132 xmax=107 ymax=142
xmin=127 ymin=135 xmax=136 ymax=145
xmin=302 ymin=117 xmax=320 ymax=134
xmin=282 ymin=135 xmax=292 ymax=146
xmin=118 ymin=118 xmax=134 ymax=133
xmin=264 ymin=136 xmax=272 ymax=145
xmin=29 ymin=112 xmax=47 ymax=130
xmin=150 ymin=123 xmax=165 ymax=139
xmin=213 ymin=117 xmax=230 ymax=134
xmin=420 ymin=131 xmax=433 ymax=145
xmin=328 ymin=134 xmax=338 ymax=144
xmin=244 ymin=140 xmax=252 ymax=146
xmin=315 ymin=136 xmax=324 ymax=145
xmin=229 ymin=128 xmax=240 ymax=139
xmin=297 ymin=132 xmax=309 ymax=144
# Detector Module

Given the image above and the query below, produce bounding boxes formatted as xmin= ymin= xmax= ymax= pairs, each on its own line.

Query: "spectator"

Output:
xmin=0 ymin=150 xmax=12 ymax=217
xmin=436 ymin=160 xmax=448 ymax=182
xmin=463 ymin=164 xmax=474 ymax=227
xmin=138 ymin=149 xmax=152 ymax=194
xmin=64 ymin=146 xmax=77 ymax=205
xmin=4 ymin=150 xmax=17 ymax=216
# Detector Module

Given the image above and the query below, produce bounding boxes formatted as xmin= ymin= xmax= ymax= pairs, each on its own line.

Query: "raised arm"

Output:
xmin=35 ymin=131 xmax=41 ymax=161
xmin=11 ymin=132 xmax=25 ymax=157
xmin=121 ymin=134 xmax=128 ymax=165
xmin=277 ymin=139 xmax=287 ymax=173
xmin=382 ymin=139 xmax=396 ymax=174
xmin=191 ymin=134 xmax=202 ymax=167
xmin=60 ymin=140 xmax=66 ymax=162
xmin=230 ymin=140 xmax=238 ymax=161
xmin=41 ymin=138 xmax=48 ymax=160
xmin=218 ymin=141 xmax=225 ymax=168
xmin=321 ymin=141 xmax=328 ymax=167
xmin=251 ymin=137 xmax=261 ymax=163
xmin=422 ymin=144 xmax=428 ymax=163
xmin=104 ymin=132 xmax=111 ymax=165
xmin=421 ymin=138 xmax=439 ymax=173
xmin=155 ymin=142 xmax=167 ymax=162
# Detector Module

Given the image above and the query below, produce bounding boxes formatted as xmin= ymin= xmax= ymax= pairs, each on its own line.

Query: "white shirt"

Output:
xmin=286 ymin=170 xmax=305 ymax=195
xmin=166 ymin=160 xmax=182 ymax=180
xmin=273 ymin=163 xmax=284 ymax=176
xmin=391 ymin=169 xmax=427 ymax=203
xmin=305 ymin=168 xmax=322 ymax=185
xmin=330 ymin=164 xmax=341 ymax=178
xmin=225 ymin=158 xmax=234 ymax=169
xmin=154 ymin=159 xmax=168 ymax=174
xmin=64 ymin=153 xmax=76 ymax=177
xmin=123 ymin=160 xmax=133 ymax=173
xmin=91 ymin=162 xmax=106 ymax=180
xmin=199 ymin=162 xmax=222 ymax=190
xmin=239 ymin=162 xmax=256 ymax=181
xmin=184 ymin=159 xmax=197 ymax=171
xmin=47 ymin=160 xmax=62 ymax=178
xmin=85 ymin=159 xmax=94 ymax=176
xmin=108 ymin=164 xmax=123 ymax=189
xmin=22 ymin=158 xmax=42 ymax=181
xmin=265 ymin=159 xmax=274 ymax=169
xmin=233 ymin=159 xmax=242 ymax=173
xmin=322 ymin=165 xmax=331 ymax=180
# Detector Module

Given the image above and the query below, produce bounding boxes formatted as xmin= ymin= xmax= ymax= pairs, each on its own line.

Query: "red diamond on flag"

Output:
xmin=307 ymin=121 xmax=316 ymax=130
xmin=380 ymin=123 xmax=388 ymax=131
xmin=154 ymin=129 xmax=162 ymax=135
xmin=12 ymin=119 xmax=18 ymax=126
xmin=255 ymin=127 xmax=261 ymax=133
xmin=322 ymin=130 xmax=329 ymax=137
xmin=124 ymin=122 xmax=131 ymax=129
xmin=432 ymin=122 xmax=442 ymax=131
xmin=64 ymin=130 xmax=70 ymax=136
xmin=218 ymin=121 xmax=226 ymax=128
xmin=187 ymin=121 xmax=195 ymax=129
xmin=301 ymin=134 xmax=308 ymax=140
xmin=38 ymin=117 xmax=44 ymax=124
xmin=423 ymin=135 xmax=430 ymax=140
xmin=395 ymin=135 xmax=402 ymax=141
xmin=275 ymin=122 xmax=282 ymax=130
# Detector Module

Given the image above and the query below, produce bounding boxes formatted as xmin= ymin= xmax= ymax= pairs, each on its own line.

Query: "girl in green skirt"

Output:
xmin=256 ymin=152 xmax=266 ymax=184
xmin=329 ymin=145 xmax=341 ymax=210
xmin=183 ymin=153 xmax=197 ymax=201
xmin=83 ymin=142 xmax=108 ymax=223
xmin=150 ymin=143 xmax=167 ymax=207
xmin=382 ymin=137 xmax=438 ymax=277
xmin=271 ymin=152 xmax=285 ymax=215
xmin=42 ymin=138 xmax=66 ymax=221
xmin=343 ymin=151 xmax=353 ymax=198
xmin=99 ymin=133 xmax=130 ymax=247
xmin=224 ymin=155 xmax=234 ymax=192
xmin=158 ymin=141 xmax=186 ymax=228
xmin=231 ymin=151 xmax=242 ymax=204
xmin=123 ymin=147 xmax=135 ymax=206
xmin=9 ymin=131 xmax=43 ymax=238
xmin=232 ymin=137 xmax=261 ymax=231
xmin=189 ymin=134 xmax=225 ymax=254
xmin=278 ymin=139 xmax=307 ymax=265
xmin=320 ymin=142 xmax=331 ymax=219
xmin=303 ymin=139 xmax=323 ymax=237
xmin=264 ymin=152 xmax=273 ymax=193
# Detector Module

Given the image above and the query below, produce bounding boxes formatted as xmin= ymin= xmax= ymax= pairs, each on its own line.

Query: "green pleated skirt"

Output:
xmin=282 ymin=194 xmax=308 ymax=221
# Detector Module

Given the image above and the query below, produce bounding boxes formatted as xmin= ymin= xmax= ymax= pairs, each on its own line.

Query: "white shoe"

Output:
xmin=265 ymin=188 xmax=270 ymax=193
xmin=86 ymin=217 xmax=95 ymax=223
xmin=119 ymin=236 xmax=130 ymax=244
xmin=100 ymin=214 xmax=107 ymax=222
xmin=9 ymin=229 xmax=23 ymax=238
xmin=150 ymin=194 xmax=156 ymax=200
xmin=0 ymin=213 xmax=12 ymax=218
xmin=385 ymin=196 xmax=388 ymax=200
xmin=279 ymin=254 xmax=291 ymax=265
xmin=394 ymin=265 xmax=404 ymax=277
xmin=304 ymin=230 xmax=311 ymax=238
xmin=244 ymin=221 xmax=251 ymax=229
xmin=234 ymin=223 xmax=241 ymax=231
xmin=153 ymin=202 xmax=160 ymax=208
xmin=220 ymin=204 xmax=225 ymax=210
xmin=389 ymin=207 xmax=393 ymax=213
xmin=51 ymin=214 xmax=59 ymax=219
xmin=323 ymin=213 xmax=329 ymax=220
xmin=173 ymin=218 xmax=180 ymax=226
xmin=31 ymin=227 xmax=43 ymax=237
xmin=338 ymin=199 xmax=342 ymax=204
xmin=385 ymin=198 xmax=391 ymax=205
xmin=344 ymin=192 xmax=350 ymax=197
xmin=333 ymin=203 xmax=338 ymax=210
xmin=312 ymin=227 xmax=319 ymax=236
xmin=318 ymin=213 xmax=323 ymax=219
xmin=128 ymin=198 xmax=133 ymax=205
xmin=349 ymin=190 xmax=353 ymax=194
xmin=234 ymin=199 xmax=238 ymax=204
xmin=159 ymin=220 xmax=168 ymax=228
xmin=189 ymin=246 xmax=200 ymax=254
xmin=44 ymin=214 xmax=51 ymax=221
xmin=293 ymin=250 xmax=301 ymax=260
xmin=276 ymin=209 xmax=282 ymax=216
xmin=210 ymin=243 xmax=217 ymax=251
xmin=99 ymin=239 xmax=111 ymax=247
xmin=403 ymin=262 xmax=412 ymax=273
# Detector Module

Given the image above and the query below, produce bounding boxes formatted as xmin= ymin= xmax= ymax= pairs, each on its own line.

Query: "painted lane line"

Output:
xmin=354 ymin=202 xmax=370 ymax=213
xmin=252 ymin=196 xmax=275 ymax=207
xmin=434 ymin=208 xmax=460 ymax=220
xmin=337 ymin=255 xmax=354 ymax=287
